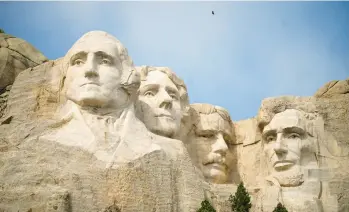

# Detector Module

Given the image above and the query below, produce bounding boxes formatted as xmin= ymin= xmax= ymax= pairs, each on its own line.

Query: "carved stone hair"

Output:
xmin=137 ymin=66 xmax=189 ymax=108
xmin=256 ymin=97 xmax=320 ymax=138
xmin=256 ymin=98 xmax=323 ymax=168
xmin=190 ymin=103 xmax=232 ymax=123
xmin=187 ymin=103 xmax=235 ymax=143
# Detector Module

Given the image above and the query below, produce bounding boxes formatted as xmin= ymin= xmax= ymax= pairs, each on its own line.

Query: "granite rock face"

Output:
xmin=314 ymin=78 xmax=349 ymax=212
xmin=0 ymin=30 xmax=348 ymax=212
xmin=0 ymin=33 xmax=48 ymax=90
xmin=0 ymin=33 xmax=48 ymax=120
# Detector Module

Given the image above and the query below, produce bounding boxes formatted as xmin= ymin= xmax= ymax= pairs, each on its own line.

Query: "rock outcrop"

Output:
xmin=0 ymin=33 xmax=48 ymax=119
xmin=314 ymin=78 xmax=349 ymax=98
xmin=0 ymin=33 xmax=48 ymax=89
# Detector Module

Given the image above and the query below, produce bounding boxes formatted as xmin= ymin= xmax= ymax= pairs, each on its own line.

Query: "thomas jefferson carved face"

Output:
xmin=64 ymin=34 xmax=128 ymax=109
xmin=137 ymin=70 xmax=182 ymax=138
xmin=189 ymin=111 xmax=234 ymax=184
xmin=262 ymin=109 xmax=317 ymax=186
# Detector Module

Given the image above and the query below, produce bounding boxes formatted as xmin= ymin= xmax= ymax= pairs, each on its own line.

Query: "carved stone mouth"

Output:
xmin=81 ymin=82 xmax=99 ymax=87
xmin=204 ymin=161 xmax=227 ymax=170
xmin=273 ymin=160 xmax=294 ymax=170
xmin=155 ymin=113 xmax=173 ymax=119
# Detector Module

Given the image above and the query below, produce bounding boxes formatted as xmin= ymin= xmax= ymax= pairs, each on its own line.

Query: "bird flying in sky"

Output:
xmin=212 ymin=11 xmax=215 ymax=15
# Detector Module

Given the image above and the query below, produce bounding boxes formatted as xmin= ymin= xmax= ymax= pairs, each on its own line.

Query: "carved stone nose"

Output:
xmin=84 ymin=69 xmax=98 ymax=78
xmin=213 ymin=134 xmax=228 ymax=155
xmin=273 ymin=139 xmax=288 ymax=155
xmin=159 ymin=100 xmax=172 ymax=110
xmin=158 ymin=90 xmax=172 ymax=109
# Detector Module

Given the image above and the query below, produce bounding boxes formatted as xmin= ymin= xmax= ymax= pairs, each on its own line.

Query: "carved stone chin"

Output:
xmin=270 ymin=170 xmax=304 ymax=187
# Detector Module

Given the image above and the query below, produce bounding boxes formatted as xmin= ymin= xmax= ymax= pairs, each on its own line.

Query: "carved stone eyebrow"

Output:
xmin=165 ymin=86 xmax=180 ymax=96
xmin=69 ymin=51 xmax=87 ymax=64
xmin=262 ymin=126 xmax=306 ymax=141
xmin=282 ymin=126 xmax=306 ymax=136
xmin=139 ymin=84 xmax=159 ymax=94
xmin=95 ymin=51 xmax=115 ymax=62
xmin=262 ymin=129 xmax=277 ymax=140
xmin=195 ymin=128 xmax=215 ymax=135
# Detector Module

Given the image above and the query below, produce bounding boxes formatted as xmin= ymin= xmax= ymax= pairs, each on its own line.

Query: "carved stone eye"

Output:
xmin=144 ymin=91 xmax=155 ymax=97
xmin=266 ymin=135 xmax=276 ymax=143
xmin=73 ymin=59 xmax=84 ymax=66
xmin=101 ymin=59 xmax=111 ymax=65
xmin=288 ymin=133 xmax=300 ymax=139
xmin=200 ymin=134 xmax=214 ymax=139
xmin=169 ymin=93 xmax=179 ymax=100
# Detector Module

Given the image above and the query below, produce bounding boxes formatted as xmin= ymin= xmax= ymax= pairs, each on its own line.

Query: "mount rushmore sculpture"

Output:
xmin=0 ymin=31 xmax=348 ymax=212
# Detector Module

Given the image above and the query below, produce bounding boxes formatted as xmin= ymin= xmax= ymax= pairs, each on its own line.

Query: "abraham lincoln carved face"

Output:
xmin=262 ymin=109 xmax=318 ymax=186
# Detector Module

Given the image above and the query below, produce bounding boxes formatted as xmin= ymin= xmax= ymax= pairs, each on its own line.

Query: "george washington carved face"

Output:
xmin=63 ymin=32 xmax=130 ymax=109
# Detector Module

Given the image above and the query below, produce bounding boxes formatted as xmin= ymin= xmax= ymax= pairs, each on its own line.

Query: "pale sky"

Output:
xmin=1 ymin=1 xmax=348 ymax=121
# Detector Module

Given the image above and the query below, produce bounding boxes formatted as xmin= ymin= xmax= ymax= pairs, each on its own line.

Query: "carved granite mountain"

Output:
xmin=0 ymin=30 xmax=348 ymax=212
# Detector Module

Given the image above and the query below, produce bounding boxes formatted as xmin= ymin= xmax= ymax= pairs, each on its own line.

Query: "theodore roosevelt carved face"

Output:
xmin=188 ymin=104 xmax=234 ymax=184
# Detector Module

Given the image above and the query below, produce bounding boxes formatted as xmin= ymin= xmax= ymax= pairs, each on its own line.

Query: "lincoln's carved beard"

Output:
xmin=267 ymin=141 xmax=318 ymax=187
xmin=271 ymin=165 xmax=304 ymax=187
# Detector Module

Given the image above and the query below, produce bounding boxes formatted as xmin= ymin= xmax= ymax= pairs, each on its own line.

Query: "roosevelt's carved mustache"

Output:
xmin=153 ymin=109 xmax=173 ymax=118
xmin=203 ymin=155 xmax=227 ymax=168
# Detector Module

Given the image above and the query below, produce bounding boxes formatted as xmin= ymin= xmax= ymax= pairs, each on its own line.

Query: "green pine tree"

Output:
xmin=229 ymin=182 xmax=252 ymax=212
xmin=197 ymin=199 xmax=216 ymax=212
xmin=0 ymin=29 xmax=4 ymax=33
xmin=272 ymin=202 xmax=288 ymax=212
